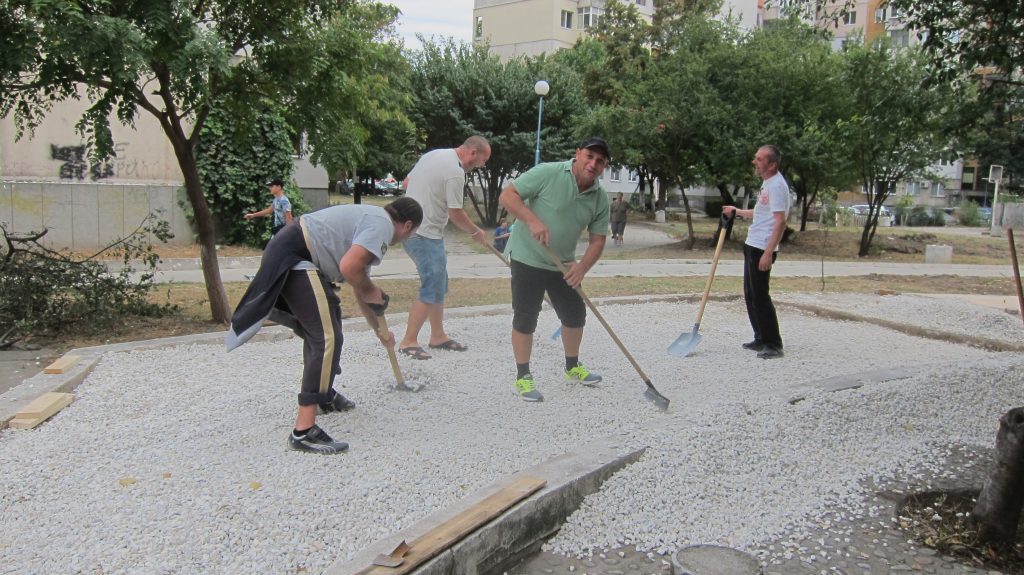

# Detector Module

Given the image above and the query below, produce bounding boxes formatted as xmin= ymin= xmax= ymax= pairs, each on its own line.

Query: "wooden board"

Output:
xmin=43 ymin=354 xmax=81 ymax=374
xmin=9 ymin=392 xmax=75 ymax=429
xmin=357 ymin=475 xmax=547 ymax=575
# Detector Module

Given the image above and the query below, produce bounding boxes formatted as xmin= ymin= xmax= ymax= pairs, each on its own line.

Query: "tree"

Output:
xmin=407 ymin=39 xmax=585 ymax=227
xmin=1 ymin=0 xmax=406 ymax=323
xmin=738 ymin=19 xmax=858 ymax=231
xmin=837 ymin=40 xmax=952 ymax=256
xmin=194 ymin=98 xmax=309 ymax=247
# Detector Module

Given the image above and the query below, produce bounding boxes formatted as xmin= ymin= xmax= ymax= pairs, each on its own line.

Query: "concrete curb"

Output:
xmin=323 ymin=437 xmax=647 ymax=575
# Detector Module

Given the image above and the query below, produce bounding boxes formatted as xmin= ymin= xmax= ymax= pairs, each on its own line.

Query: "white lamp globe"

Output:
xmin=534 ymin=80 xmax=550 ymax=96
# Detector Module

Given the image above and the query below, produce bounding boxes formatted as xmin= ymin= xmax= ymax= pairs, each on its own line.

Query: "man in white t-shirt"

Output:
xmin=398 ymin=136 xmax=492 ymax=360
xmin=723 ymin=145 xmax=790 ymax=359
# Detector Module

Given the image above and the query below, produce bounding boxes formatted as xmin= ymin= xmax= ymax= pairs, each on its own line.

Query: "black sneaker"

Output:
xmin=742 ymin=340 xmax=765 ymax=351
xmin=319 ymin=391 xmax=356 ymax=413
xmin=757 ymin=346 xmax=784 ymax=360
xmin=289 ymin=425 xmax=349 ymax=454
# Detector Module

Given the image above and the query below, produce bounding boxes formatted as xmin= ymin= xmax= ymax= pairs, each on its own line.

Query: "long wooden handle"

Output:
xmin=374 ymin=313 xmax=405 ymax=386
xmin=693 ymin=222 xmax=730 ymax=326
xmin=541 ymin=245 xmax=651 ymax=383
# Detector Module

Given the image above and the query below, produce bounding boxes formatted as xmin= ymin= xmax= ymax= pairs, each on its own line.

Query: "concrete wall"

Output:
xmin=0 ymin=92 xmax=182 ymax=184
xmin=0 ymin=181 xmax=195 ymax=250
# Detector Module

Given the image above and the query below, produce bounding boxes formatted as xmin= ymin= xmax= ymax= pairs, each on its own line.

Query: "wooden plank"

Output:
xmin=357 ymin=476 xmax=547 ymax=575
xmin=43 ymin=354 xmax=81 ymax=374
xmin=9 ymin=392 xmax=75 ymax=429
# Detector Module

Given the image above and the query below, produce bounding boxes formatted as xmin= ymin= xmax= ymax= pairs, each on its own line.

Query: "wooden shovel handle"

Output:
xmin=540 ymin=244 xmax=651 ymax=383
xmin=373 ymin=313 xmax=404 ymax=387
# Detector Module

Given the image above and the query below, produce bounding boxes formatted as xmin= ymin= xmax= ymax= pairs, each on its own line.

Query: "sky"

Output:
xmin=383 ymin=0 xmax=475 ymax=48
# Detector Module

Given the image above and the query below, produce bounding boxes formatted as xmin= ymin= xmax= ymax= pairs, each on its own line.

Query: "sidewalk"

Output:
xmin=137 ymin=222 xmax=1013 ymax=283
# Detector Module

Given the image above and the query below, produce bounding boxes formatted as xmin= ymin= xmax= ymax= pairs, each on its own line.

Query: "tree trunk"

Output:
xmin=168 ymin=133 xmax=231 ymax=323
xmin=973 ymin=406 xmax=1024 ymax=546
xmin=679 ymin=184 xmax=695 ymax=250
xmin=165 ymin=124 xmax=231 ymax=324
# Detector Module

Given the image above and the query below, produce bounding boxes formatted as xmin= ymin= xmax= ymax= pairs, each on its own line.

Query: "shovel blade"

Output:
xmin=644 ymin=385 xmax=671 ymax=411
xmin=667 ymin=325 xmax=701 ymax=357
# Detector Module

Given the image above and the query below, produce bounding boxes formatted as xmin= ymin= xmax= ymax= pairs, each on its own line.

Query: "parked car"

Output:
xmin=851 ymin=204 xmax=892 ymax=217
xmin=979 ymin=207 xmax=993 ymax=222
xmin=850 ymin=204 xmax=894 ymax=226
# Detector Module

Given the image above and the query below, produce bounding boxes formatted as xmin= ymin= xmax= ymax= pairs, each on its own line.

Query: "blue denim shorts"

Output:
xmin=403 ymin=234 xmax=448 ymax=304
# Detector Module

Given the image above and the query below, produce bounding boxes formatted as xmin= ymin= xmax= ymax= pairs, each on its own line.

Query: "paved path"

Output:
xmin=136 ymin=223 xmax=1013 ymax=283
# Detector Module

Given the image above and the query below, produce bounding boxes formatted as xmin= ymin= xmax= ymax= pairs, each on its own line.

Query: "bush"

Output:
xmin=0 ymin=215 xmax=174 ymax=348
xmin=194 ymin=97 xmax=303 ymax=247
xmin=907 ymin=205 xmax=932 ymax=226
xmin=958 ymin=201 xmax=982 ymax=226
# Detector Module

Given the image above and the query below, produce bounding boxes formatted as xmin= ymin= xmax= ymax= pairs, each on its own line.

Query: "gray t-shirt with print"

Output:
xmin=300 ymin=205 xmax=394 ymax=283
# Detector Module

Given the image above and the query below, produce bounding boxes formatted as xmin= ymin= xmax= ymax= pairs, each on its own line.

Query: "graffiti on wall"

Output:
xmin=50 ymin=143 xmax=161 ymax=181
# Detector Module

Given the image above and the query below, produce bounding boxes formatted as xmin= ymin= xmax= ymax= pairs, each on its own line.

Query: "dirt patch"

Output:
xmin=897 ymin=489 xmax=1024 ymax=574
xmin=641 ymin=222 xmax=1011 ymax=264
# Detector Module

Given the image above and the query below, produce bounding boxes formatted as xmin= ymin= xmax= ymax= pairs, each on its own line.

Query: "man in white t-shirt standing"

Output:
xmin=398 ymin=136 xmax=492 ymax=360
xmin=723 ymin=144 xmax=790 ymax=359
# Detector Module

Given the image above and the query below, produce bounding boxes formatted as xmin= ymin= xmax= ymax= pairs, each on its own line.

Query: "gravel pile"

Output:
xmin=1 ymin=295 xmax=1021 ymax=574
xmin=774 ymin=292 xmax=1022 ymax=345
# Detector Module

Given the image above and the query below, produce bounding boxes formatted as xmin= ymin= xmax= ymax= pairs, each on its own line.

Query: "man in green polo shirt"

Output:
xmin=498 ymin=137 xmax=611 ymax=402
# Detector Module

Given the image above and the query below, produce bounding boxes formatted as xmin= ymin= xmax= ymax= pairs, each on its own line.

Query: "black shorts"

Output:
xmin=510 ymin=259 xmax=586 ymax=334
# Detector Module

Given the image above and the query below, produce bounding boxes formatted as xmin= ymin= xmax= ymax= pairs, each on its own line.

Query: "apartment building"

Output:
xmin=473 ymin=0 xmax=760 ymax=60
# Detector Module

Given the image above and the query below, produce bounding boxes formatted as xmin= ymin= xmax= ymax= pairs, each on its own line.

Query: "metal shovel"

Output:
xmin=668 ymin=211 xmax=735 ymax=358
xmin=541 ymin=245 xmax=670 ymax=410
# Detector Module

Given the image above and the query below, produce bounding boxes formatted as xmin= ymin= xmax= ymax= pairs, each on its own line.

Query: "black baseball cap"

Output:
xmin=266 ymin=178 xmax=284 ymax=187
xmin=578 ymin=137 xmax=610 ymax=161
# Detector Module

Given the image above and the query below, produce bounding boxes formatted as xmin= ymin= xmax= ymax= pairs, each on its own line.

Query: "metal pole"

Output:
xmin=1008 ymin=229 xmax=1024 ymax=328
xmin=534 ymin=95 xmax=544 ymax=166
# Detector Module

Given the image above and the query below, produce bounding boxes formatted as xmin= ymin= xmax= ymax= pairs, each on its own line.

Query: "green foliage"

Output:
xmin=407 ymin=39 xmax=586 ymax=226
xmin=958 ymin=200 xmax=982 ymax=227
xmin=194 ymin=98 xmax=303 ymax=247
xmin=837 ymin=40 xmax=953 ymax=255
xmin=0 ymin=215 xmax=174 ymax=348
xmin=2 ymin=0 xmax=410 ymax=322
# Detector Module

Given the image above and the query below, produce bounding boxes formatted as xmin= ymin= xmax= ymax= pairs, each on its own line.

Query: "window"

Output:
xmin=578 ymin=6 xmax=602 ymax=29
xmin=635 ymin=0 xmax=647 ymax=5
xmin=889 ymin=28 xmax=909 ymax=48
xmin=888 ymin=5 xmax=901 ymax=18
xmin=610 ymin=167 xmax=621 ymax=182
xmin=475 ymin=16 xmax=483 ymax=39
xmin=931 ymin=182 xmax=945 ymax=197
xmin=560 ymin=10 xmax=572 ymax=29
xmin=874 ymin=7 xmax=885 ymax=22
xmin=627 ymin=169 xmax=638 ymax=183
xmin=842 ymin=11 xmax=856 ymax=25
xmin=961 ymin=166 xmax=975 ymax=187
xmin=905 ymin=181 xmax=920 ymax=196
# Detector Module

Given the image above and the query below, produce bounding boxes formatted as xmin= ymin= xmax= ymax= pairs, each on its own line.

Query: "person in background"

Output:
xmin=244 ymin=179 xmax=292 ymax=236
xmin=493 ymin=218 xmax=511 ymax=252
xmin=609 ymin=192 xmax=628 ymax=246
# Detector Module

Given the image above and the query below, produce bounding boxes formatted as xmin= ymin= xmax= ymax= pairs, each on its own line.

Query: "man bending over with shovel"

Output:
xmin=722 ymin=144 xmax=790 ymax=360
xmin=226 ymin=197 xmax=423 ymax=453
xmin=498 ymin=137 xmax=611 ymax=402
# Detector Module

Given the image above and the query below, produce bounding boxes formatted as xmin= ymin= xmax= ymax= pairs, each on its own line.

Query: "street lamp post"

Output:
xmin=989 ymin=164 xmax=1004 ymax=236
xmin=533 ymin=80 xmax=549 ymax=166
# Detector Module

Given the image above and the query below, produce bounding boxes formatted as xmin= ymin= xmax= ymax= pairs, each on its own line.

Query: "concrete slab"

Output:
xmin=323 ymin=437 xmax=646 ymax=575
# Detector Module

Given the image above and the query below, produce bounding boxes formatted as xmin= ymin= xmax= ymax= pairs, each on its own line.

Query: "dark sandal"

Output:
xmin=399 ymin=346 xmax=431 ymax=360
xmin=428 ymin=339 xmax=468 ymax=352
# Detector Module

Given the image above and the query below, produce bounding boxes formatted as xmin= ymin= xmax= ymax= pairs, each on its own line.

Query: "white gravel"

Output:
xmin=1 ymin=295 xmax=1021 ymax=574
